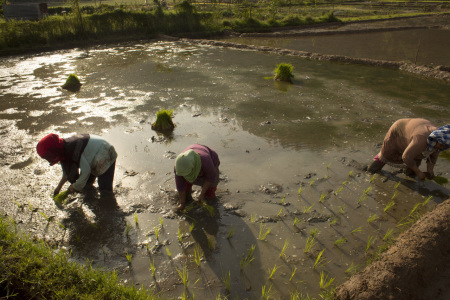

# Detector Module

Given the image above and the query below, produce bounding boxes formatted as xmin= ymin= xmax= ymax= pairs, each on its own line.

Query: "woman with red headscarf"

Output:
xmin=36 ymin=133 xmax=117 ymax=197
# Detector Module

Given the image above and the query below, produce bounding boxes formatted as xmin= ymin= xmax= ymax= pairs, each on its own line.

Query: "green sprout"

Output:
xmin=369 ymin=174 xmax=377 ymax=183
xmin=334 ymin=237 xmax=347 ymax=247
xmin=280 ymin=194 xmax=286 ymax=205
xmin=302 ymin=204 xmax=313 ymax=213
xmin=126 ymin=253 xmax=132 ymax=264
xmin=367 ymin=214 xmax=378 ymax=223
xmin=365 ymin=235 xmax=377 ymax=253
xmin=274 ymin=63 xmax=294 ymax=82
xmin=384 ymin=200 xmax=396 ymax=212
xmin=319 ymin=193 xmax=327 ymax=203
xmin=176 ymin=264 xmax=189 ymax=287
xmin=165 ymin=246 xmax=172 ymax=259
xmin=250 ymin=214 xmax=257 ymax=223
xmin=298 ymin=186 xmax=303 ymax=196
xmin=221 ymin=271 xmax=231 ymax=293
xmin=207 ymin=236 xmax=215 ymax=250
xmin=351 ymin=226 xmax=363 ymax=234
xmin=149 ymin=258 xmax=156 ymax=277
xmin=240 ymin=244 xmax=255 ymax=271
xmin=154 ymin=226 xmax=160 ymax=240
xmin=345 ymin=262 xmax=359 ymax=276
xmin=309 ymin=178 xmax=316 ymax=187
xmin=338 ymin=205 xmax=346 ymax=214
xmin=383 ymin=228 xmax=395 ymax=241
xmin=364 ymin=187 xmax=371 ymax=195
xmin=394 ymin=181 xmax=401 ymax=189
xmin=313 ymin=249 xmax=326 ymax=269
xmin=303 ymin=236 xmax=316 ymax=253
xmin=293 ymin=217 xmax=301 ymax=226
xmin=189 ymin=222 xmax=195 ymax=232
xmin=134 ymin=213 xmax=138 ymax=226
xmin=151 ymin=109 xmax=175 ymax=132
xmin=289 ymin=267 xmax=297 ymax=282
xmin=277 ymin=208 xmax=283 ymax=217
xmin=309 ymin=228 xmax=319 ymax=238
xmin=348 ymin=170 xmax=353 ymax=177
xmin=391 ymin=191 xmax=398 ymax=200
xmin=159 ymin=217 xmax=164 ymax=227
xmin=258 ymin=223 xmax=272 ymax=241
xmin=268 ymin=264 xmax=279 ymax=279
xmin=319 ymin=271 xmax=335 ymax=290
xmin=261 ymin=284 xmax=273 ymax=300
xmin=178 ymin=228 xmax=183 ymax=243
xmin=330 ymin=217 xmax=339 ymax=226
xmin=358 ymin=194 xmax=367 ymax=206
xmin=226 ymin=228 xmax=235 ymax=239
xmin=193 ymin=245 xmax=202 ymax=267
xmin=334 ymin=186 xmax=344 ymax=196
xmin=279 ymin=239 xmax=289 ymax=258
xmin=126 ymin=223 xmax=131 ymax=237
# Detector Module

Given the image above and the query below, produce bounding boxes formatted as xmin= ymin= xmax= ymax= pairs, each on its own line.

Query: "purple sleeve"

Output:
xmin=174 ymin=167 xmax=187 ymax=192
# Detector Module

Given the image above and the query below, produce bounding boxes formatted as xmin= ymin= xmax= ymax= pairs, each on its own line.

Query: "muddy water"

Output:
xmin=1 ymin=41 xmax=449 ymax=299
xmin=222 ymin=28 xmax=450 ymax=66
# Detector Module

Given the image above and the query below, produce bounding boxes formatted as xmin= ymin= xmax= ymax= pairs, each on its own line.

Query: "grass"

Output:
xmin=367 ymin=214 xmax=378 ymax=223
xmin=303 ymin=236 xmax=316 ymax=253
xmin=126 ymin=253 xmax=132 ymax=264
xmin=240 ymin=244 xmax=255 ymax=271
xmin=226 ymin=228 xmax=235 ymax=239
xmin=290 ymin=267 xmax=297 ymax=282
xmin=293 ymin=217 xmax=301 ymax=226
xmin=221 ymin=270 xmax=231 ymax=293
xmin=178 ymin=228 xmax=183 ymax=243
xmin=351 ymin=226 xmax=363 ymax=234
xmin=313 ymin=249 xmax=326 ymax=269
xmin=0 ymin=216 xmax=156 ymax=299
xmin=268 ymin=264 xmax=279 ymax=279
xmin=345 ymin=262 xmax=359 ymax=276
xmin=176 ymin=264 xmax=189 ymax=287
xmin=384 ymin=200 xmax=396 ymax=212
xmin=193 ymin=245 xmax=202 ymax=267
xmin=302 ymin=204 xmax=314 ymax=214
xmin=134 ymin=213 xmax=139 ymax=225
xmin=149 ymin=258 xmax=156 ymax=278
xmin=319 ymin=271 xmax=334 ymax=290
xmin=333 ymin=237 xmax=347 ymax=247
xmin=261 ymin=284 xmax=273 ymax=300
xmin=165 ymin=246 xmax=172 ymax=259
xmin=365 ymin=235 xmax=377 ymax=253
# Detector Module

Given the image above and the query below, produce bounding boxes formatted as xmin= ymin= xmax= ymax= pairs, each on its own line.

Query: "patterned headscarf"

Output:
xmin=175 ymin=149 xmax=201 ymax=183
xmin=36 ymin=133 xmax=65 ymax=166
xmin=427 ymin=125 xmax=450 ymax=152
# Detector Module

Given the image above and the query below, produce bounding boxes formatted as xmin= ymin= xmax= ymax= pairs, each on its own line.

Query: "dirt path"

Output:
xmin=335 ymin=198 xmax=450 ymax=300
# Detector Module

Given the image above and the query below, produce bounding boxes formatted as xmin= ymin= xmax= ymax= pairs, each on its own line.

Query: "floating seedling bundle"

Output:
xmin=151 ymin=109 xmax=175 ymax=132
xmin=274 ymin=63 xmax=294 ymax=83
xmin=62 ymin=74 xmax=82 ymax=92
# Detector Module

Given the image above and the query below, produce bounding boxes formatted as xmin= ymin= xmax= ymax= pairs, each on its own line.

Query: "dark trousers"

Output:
xmin=88 ymin=161 xmax=116 ymax=191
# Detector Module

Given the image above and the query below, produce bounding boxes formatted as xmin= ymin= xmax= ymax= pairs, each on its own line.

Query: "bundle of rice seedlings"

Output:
xmin=62 ymin=74 xmax=82 ymax=92
xmin=53 ymin=190 xmax=69 ymax=208
xmin=274 ymin=63 xmax=294 ymax=83
xmin=151 ymin=109 xmax=175 ymax=132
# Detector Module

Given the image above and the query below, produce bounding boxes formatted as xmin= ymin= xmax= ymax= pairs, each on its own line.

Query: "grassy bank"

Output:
xmin=2 ymin=0 xmax=448 ymax=54
xmin=0 ymin=216 xmax=156 ymax=299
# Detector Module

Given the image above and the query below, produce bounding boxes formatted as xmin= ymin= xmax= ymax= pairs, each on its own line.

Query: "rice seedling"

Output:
xmin=207 ymin=236 xmax=215 ymax=250
xmin=57 ymin=222 xmax=66 ymax=230
xmin=289 ymin=267 xmax=297 ymax=282
xmin=39 ymin=211 xmax=50 ymax=222
xmin=391 ymin=191 xmax=398 ymax=200
xmin=176 ymin=264 xmax=189 ymax=287
xmin=330 ymin=217 xmax=339 ymax=226
xmin=357 ymin=194 xmax=367 ymax=206
xmin=369 ymin=174 xmax=377 ymax=183
xmin=383 ymin=228 xmax=394 ymax=241
xmin=13 ymin=199 xmax=24 ymax=210
xmin=240 ymin=244 xmax=255 ymax=271
xmin=165 ymin=246 xmax=172 ymax=259
xmin=250 ymin=214 xmax=257 ymax=223
xmin=309 ymin=228 xmax=319 ymax=238
xmin=277 ymin=208 xmax=283 ymax=217
xmin=227 ymin=228 xmax=235 ymax=239
xmin=334 ymin=186 xmax=344 ymax=195
xmin=309 ymin=178 xmax=316 ymax=187
xmin=364 ymin=187 xmax=371 ymax=195
xmin=258 ymin=223 xmax=272 ymax=241
xmin=348 ymin=170 xmax=353 ymax=177
xmin=365 ymin=235 xmax=377 ymax=253
xmin=302 ymin=204 xmax=314 ymax=213
xmin=333 ymin=237 xmax=347 ymax=247
xmin=342 ymin=180 xmax=348 ymax=186
xmin=193 ymin=244 xmax=202 ymax=267
xmin=154 ymin=226 xmax=160 ymax=240
xmin=313 ymin=249 xmax=326 ymax=269
xmin=134 ymin=213 xmax=138 ymax=226
xmin=319 ymin=193 xmax=327 ymax=203
xmin=178 ymin=228 xmax=183 ymax=243
xmin=189 ymin=223 xmax=195 ymax=232
xmin=221 ymin=270 xmax=231 ymax=293
xmin=202 ymin=202 xmax=216 ymax=217
xmin=338 ymin=205 xmax=346 ymax=214
xmin=298 ymin=186 xmax=303 ymax=196
xmin=261 ymin=284 xmax=273 ymax=300
xmin=303 ymin=236 xmax=316 ymax=253
xmin=382 ymin=200 xmax=395 ymax=213
xmin=351 ymin=226 xmax=363 ymax=234
xmin=149 ymin=258 xmax=156 ymax=277
xmin=268 ymin=264 xmax=279 ymax=279
xmin=126 ymin=223 xmax=131 ymax=237
xmin=293 ymin=217 xmax=301 ymax=226
xmin=279 ymin=239 xmax=289 ymax=258
xmin=319 ymin=272 xmax=335 ymax=290
xmin=126 ymin=253 xmax=132 ymax=264
xmin=159 ymin=217 xmax=164 ymax=227
xmin=367 ymin=214 xmax=378 ymax=223
xmin=423 ymin=195 xmax=433 ymax=206
xmin=394 ymin=181 xmax=401 ymax=189
xmin=27 ymin=201 xmax=36 ymax=212
xmin=345 ymin=262 xmax=359 ymax=276
xmin=281 ymin=194 xmax=286 ymax=205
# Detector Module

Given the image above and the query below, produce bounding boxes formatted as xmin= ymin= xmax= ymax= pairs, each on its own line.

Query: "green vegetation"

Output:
xmin=274 ymin=63 xmax=294 ymax=83
xmin=151 ymin=109 xmax=175 ymax=132
xmin=62 ymin=74 xmax=82 ymax=92
xmin=0 ymin=216 xmax=155 ymax=299
xmin=53 ymin=190 xmax=69 ymax=207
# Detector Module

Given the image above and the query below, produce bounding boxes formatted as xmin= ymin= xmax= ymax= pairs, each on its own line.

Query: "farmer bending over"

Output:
xmin=174 ymin=144 xmax=220 ymax=212
xmin=36 ymin=133 xmax=117 ymax=197
xmin=368 ymin=118 xmax=449 ymax=180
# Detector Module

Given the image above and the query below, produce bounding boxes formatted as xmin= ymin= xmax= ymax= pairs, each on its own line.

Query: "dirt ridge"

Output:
xmin=335 ymin=198 xmax=450 ymax=300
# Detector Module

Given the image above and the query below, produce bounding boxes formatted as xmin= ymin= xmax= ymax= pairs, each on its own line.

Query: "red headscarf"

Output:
xmin=36 ymin=133 xmax=65 ymax=166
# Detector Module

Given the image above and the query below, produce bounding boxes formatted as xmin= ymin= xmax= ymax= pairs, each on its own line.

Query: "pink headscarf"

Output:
xmin=36 ymin=133 xmax=65 ymax=166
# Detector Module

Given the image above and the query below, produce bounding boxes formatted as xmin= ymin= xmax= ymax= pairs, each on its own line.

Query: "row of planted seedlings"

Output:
xmin=104 ymin=161 xmax=435 ymax=299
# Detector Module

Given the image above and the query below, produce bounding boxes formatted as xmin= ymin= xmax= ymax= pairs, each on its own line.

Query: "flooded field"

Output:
xmin=1 ymin=40 xmax=449 ymax=299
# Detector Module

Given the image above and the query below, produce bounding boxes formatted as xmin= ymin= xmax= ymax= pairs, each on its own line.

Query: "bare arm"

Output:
xmin=54 ymin=174 xmax=68 ymax=196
